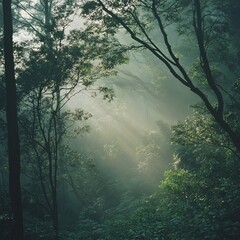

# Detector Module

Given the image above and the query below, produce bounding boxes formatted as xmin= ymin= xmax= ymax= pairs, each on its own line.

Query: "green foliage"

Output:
xmin=101 ymin=166 xmax=240 ymax=239
xmin=172 ymin=106 xmax=239 ymax=170
xmin=12 ymin=1 xmax=130 ymax=239
xmin=24 ymin=220 xmax=55 ymax=240
xmin=93 ymin=104 xmax=240 ymax=240
xmin=99 ymin=87 xmax=115 ymax=102
xmin=135 ymin=122 xmax=173 ymax=187
xmin=80 ymin=0 xmax=240 ymax=153
xmin=2 ymin=0 xmax=240 ymax=239
xmin=62 ymin=219 xmax=104 ymax=240
xmin=82 ymin=1 xmax=99 ymax=15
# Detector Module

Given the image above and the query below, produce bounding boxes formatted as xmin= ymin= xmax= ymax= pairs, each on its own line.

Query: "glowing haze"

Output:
xmin=67 ymin=48 xmax=197 ymax=191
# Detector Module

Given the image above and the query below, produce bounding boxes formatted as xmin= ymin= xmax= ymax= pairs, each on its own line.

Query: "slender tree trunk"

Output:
xmin=52 ymin=83 xmax=61 ymax=240
xmin=2 ymin=0 xmax=24 ymax=239
xmin=52 ymin=194 xmax=59 ymax=240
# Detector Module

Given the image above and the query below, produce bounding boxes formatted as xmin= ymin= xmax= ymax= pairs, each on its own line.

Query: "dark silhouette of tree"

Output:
xmin=12 ymin=1 xmax=126 ymax=238
xmin=81 ymin=0 xmax=240 ymax=154
xmin=2 ymin=0 xmax=24 ymax=239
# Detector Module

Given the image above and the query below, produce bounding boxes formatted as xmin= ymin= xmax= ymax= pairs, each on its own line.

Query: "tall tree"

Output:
xmin=81 ymin=0 xmax=240 ymax=154
xmin=2 ymin=0 xmax=24 ymax=239
xmin=13 ymin=0 xmax=127 ymax=238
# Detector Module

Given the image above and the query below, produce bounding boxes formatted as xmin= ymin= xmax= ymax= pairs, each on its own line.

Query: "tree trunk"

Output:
xmin=97 ymin=0 xmax=240 ymax=155
xmin=2 ymin=0 xmax=24 ymax=239
xmin=52 ymin=195 xmax=59 ymax=240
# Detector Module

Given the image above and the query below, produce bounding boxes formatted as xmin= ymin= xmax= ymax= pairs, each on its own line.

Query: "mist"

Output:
xmin=2 ymin=1 xmax=239 ymax=239
xmin=66 ymin=43 xmax=198 ymax=195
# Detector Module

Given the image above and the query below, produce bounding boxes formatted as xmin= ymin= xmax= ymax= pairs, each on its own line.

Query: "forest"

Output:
xmin=1 ymin=0 xmax=240 ymax=239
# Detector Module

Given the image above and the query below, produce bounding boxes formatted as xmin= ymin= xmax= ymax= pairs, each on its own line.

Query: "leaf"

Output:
xmin=82 ymin=1 xmax=99 ymax=15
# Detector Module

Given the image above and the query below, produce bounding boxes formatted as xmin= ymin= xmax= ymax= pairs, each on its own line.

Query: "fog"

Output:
xmin=67 ymin=46 xmax=198 ymax=193
xmin=11 ymin=3 xmax=200 ymax=206
xmin=2 ymin=1 xmax=240 ymax=239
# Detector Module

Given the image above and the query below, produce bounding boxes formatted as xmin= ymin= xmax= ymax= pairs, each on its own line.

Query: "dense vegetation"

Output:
xmin=1 ymin=0 xmax=240 ymax=239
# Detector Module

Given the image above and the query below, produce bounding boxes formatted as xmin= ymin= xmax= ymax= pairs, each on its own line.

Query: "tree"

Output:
xmin=102 ymin=164 xmax=240 ymax=239
xmin=172 ymin=105 xmax=240 ymax=170
xmin=80 ymin=0 xmax=240 ymax=154
xmin=11 ymin=0 xmax=128 ymax=238
xmin=135 ymin=121 xmax=172 ymax=189
xmin=2 ymin=0 xmax=24 ymax=239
